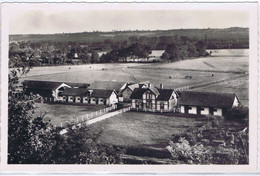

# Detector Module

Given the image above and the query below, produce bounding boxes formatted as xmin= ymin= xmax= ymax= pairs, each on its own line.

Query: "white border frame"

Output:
xmin=0 ymin=2 xmax=258 ymax=174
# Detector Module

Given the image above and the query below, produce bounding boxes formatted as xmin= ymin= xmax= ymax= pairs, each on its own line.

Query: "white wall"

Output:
xmin=109 ymin=92 xmax=118 ymax=105
xmin=180 ymin=106 xmax=185 ymax=113
xmin=131 ymin=99 xmax=136 ymax=108
xmin=213 ymin=108 xmax=222 ymax=116
xmin=90 ymin=98 xmax=96 ymax=104
xmin=201 ymin=107 xmax=209 ymax=115
xmin=188 ymin=106 xmax=197 ymax=114
xmin=75 ymin=96 xmax=81 ymax=103
xmin=232 ymin=96 xmax=239 ymax=108
xmin=68 ymin=96 xmax=74 ymax=103
xmin=82 ymin=97 xmax=89 ymax=103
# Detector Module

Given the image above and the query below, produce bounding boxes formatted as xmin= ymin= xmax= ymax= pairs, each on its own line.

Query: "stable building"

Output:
xmin=178 ymin=91 xmax=240 ymax=116
xmin=130 ymin=84 xmax=178 ymax=112
xmin=61 ymin=88 xmax=118 ymax=106
xmin=23 ymin=80 xmax=71 ymax=102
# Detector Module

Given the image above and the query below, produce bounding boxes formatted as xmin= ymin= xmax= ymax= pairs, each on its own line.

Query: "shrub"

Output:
xmin=225 ymin=106 xmax=249 ymax=121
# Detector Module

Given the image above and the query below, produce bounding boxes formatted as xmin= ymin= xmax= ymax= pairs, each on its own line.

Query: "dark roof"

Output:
xmin=91 ymin=89 xmax=114 ymax=98
xmin=88 ymin=81 xmax=126 ymax=91
xmin=130 ymin=88 xmax=147 ymax=99
xmin=61 ymin=88 xmax=89 ymax=96
xmin=23 ymin=80 xmax=90 ymax=90
xmin=157 ymin=89 xmax=175 ymax=101
xmin=23 ymin=80 xmax=68 ymax=91
xmin=178 ymin=91 xmax=238 ymax=109
xmin=65 ymin=82 xmax=90 ymax=88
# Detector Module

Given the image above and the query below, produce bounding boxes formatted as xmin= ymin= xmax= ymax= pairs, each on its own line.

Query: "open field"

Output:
xmin=21 ymin=66 xmax=237 ymax=89
xmin=90 ymin=111 xmax=205 ymax=147
xmin=132 ymin=49 xmax=249 ymax=72
xmin=34 ymin=103 xmax=106 ymax=125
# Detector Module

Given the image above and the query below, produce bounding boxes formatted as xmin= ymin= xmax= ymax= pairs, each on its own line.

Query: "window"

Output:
xmin=70 ymin=97 xmax=73 ymax=100
xmin=147 ymin=102 xmax=150 ymax=108
xmin=160 ymin=102 xmax=164 ymax=109
xmin=200 ymin=107 xmax=204 ymax=111
xmin=77 ymin=98 xmax=80 ymax=100
xmin=188 ymin=106 xmax=192 ymax=110
xmin=100 ymin=99 xmax=103 ymax=102
xmin=93 ymin=99 xmax=95 ymax=101
xmin=85 ymin=98 xmax=88 ymax=101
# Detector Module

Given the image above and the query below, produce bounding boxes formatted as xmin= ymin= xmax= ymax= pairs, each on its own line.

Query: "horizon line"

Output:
xmin=9 ymin=26 xmax=249 ymax=36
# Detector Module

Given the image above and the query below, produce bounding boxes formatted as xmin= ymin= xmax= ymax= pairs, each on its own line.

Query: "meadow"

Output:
xmin=33 ymin=103 xmax=106 ymax=125
xmin=90 ymin=111 xmax=205 ymax=147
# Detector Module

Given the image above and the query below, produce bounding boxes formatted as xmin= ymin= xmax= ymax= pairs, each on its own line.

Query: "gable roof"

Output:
xmin=23 ymin=80 xmax=89 ymax=90
xmin=157 ymin=89 xmax=175 ymax=101
xmin=90 ymin=89 xmax=114 ymax=98
xmin=23 ymin=80 xmax=69 ymax=91
xmin=178 ymin=91 xmax=238 ymax=109
xmin=124 ymin=81 xmax=152 ymax=92
xmin=88 ymin=81 xmax=127 ymax=92
xmin=130 ymin=88 xmax=147 ymax=99
xmin=65 ymin=82 xmax=90 ymax=88
xmin=61 ymin=88 xmax=89 ymax=96
xmin=149 ymin=87 xmax=160 ymax=97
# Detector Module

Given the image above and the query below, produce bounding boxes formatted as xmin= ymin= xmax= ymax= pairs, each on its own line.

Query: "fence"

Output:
xmin=127 ymin=66 xmax=247 ymax=74
xmin=56 ymin=104 xmax=117 ymax=128
xmin=131 ymin=107 xmax=178 ymax=113
xmin=56 ymin=105 xmax=132 ymax=130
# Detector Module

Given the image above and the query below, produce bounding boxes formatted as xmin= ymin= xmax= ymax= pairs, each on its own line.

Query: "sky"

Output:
xmin=6 ymin=3 xmax=249 ymax=35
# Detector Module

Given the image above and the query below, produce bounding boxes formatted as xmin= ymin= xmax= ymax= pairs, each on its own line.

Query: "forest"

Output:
xmin=9 ymin=28 xmax=248 ymax=68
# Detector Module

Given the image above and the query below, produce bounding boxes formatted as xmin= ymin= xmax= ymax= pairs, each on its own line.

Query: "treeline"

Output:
xmin=9 ymin=33 xmax=247 ymax=67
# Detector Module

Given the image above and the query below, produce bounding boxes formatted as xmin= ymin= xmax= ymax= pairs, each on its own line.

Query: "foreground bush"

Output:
xmin=166 ymin=117 xmax=248 ymax=164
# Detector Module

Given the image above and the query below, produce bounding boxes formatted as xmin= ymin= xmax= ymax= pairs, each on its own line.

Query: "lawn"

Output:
xmin=34 ymin=103 xmax=106 ymax=125
xmin=90 ymin=111 xmax=205 ymax=147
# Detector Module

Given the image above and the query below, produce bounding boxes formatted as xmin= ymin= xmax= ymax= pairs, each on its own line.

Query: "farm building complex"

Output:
xmin=22 ymin=80 xmax=240 ymax=116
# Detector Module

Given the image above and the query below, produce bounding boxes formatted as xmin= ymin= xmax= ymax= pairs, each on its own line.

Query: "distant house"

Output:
xmin=61 ymin=88 xmax=118 ymax=106
xmin=130 ymin=84 xmax=178 ymax=112
xmin=178 ymin=91 xmax=240 ymax=116
xmin=23 ymin=80 xmax=71 ymax=102
xmin=120 ymin=81 xmax=152 ymax=102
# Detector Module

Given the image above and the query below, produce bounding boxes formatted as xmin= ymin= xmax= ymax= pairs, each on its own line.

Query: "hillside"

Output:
xmin=10 ymin=27 xmax=248 ymax=43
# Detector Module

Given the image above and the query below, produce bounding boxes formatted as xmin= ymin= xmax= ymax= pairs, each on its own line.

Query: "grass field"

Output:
xmin=34 ymin=103 xmax=106 ymax=125
xmin=20 ymin=63 xmax=240 ymax=89
xmin=90 ymin=111 xmax=205 ymax=147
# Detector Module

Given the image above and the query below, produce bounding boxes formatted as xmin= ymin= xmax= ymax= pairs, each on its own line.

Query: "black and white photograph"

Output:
xmin=0 ymin=2 xmax=258 ymax=174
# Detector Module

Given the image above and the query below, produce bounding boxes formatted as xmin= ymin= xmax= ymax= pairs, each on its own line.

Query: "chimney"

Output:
xmin=160 ymin=84 xmax=163 ymax=89
xmin=148 ymin=83 xmax=151 ymax=88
